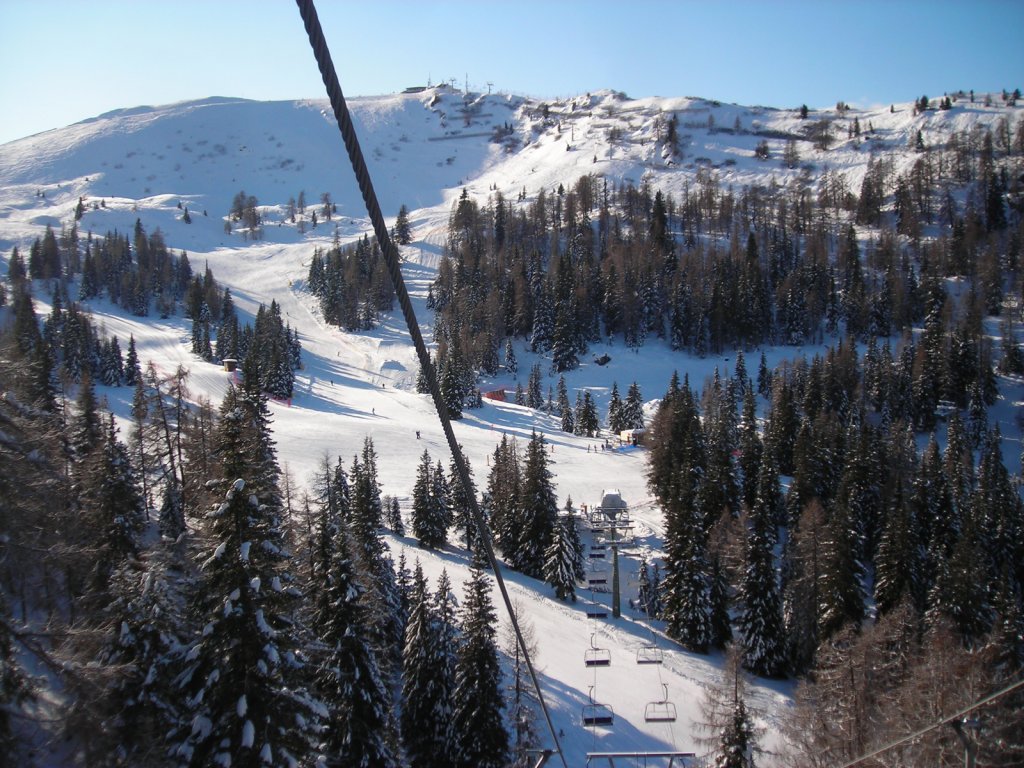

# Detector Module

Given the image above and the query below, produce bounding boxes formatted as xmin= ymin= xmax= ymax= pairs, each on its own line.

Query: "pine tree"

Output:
xmin=782 ymin=499 xmax=827 ymax=675
xmin=606 ymin=381 xmax=624 ymax=433
xmin=350 ymin=444 xmax=405 ymax=679
xmin=504 ymin=339 xmax=518 ymax=377
xmin=173 ymin=475 xmax=318 ymax=767
xmin=943 ymin=411 xmax=974 ymax=513
xmin=739 ymin=462 xmax=786 ymax=677
xmin=234 ymin=363 xmax=283 ymax=508
xmin=439 ymin=351 xmax=465 ymax=419
xmin=526 ymin=363 xmax=543 ymax=409
xmin=78 ymin=415 xmax=146 ymax=594
xmin=412 ymin=449 xmax=447 ymax=549
xmin=401 ymin=563 xmax=457 ymax=768
xmin=0 ymin=589 xmax=32 ymax=760
xmin=385 ymin=494 xmax=405 ymax=536
xmin=453 ymin=551 xmax=508 ymax=768
xmin=529 ymin=282 xmax=553 ymax=354
xmin=544 ymin=506 xmax=583 ymax=601
xmin=698 ymin=648 xmax=760 ymax=768
xmin=966 ymin=379 xmax=987 ymax=449
xmin=71 ymin=371 xmax=103 ymax=458
xmin=309 ymin=454 xmax=349 ymax=599
xmin=97 ymin=544 xmax=187 ymax=764
xmin=817 ymin=498 xmax=867 ymax=640
xmin=663 ymin=488 xmax=712 ymax=653
xmin=647 ymin=372 xmax=706 ymax=511
xmin=432 ymin=459 xmax=452 ymax=535
xmin=394 ymin=204 xmax=412 ymax=245
xmin=350 ymin=441 xmax=384 ymax=552
xmin=708 ymin=551 xmax=733 ymax=649
xmin=757 ymin=351 xmax=771 ymax=399
xmin=432 ymin=570 xmax=460 ymax=746
xmin=557 ymin=376 xmax=574 ymax=433
xmin=516 ymin=431 xmax=559 ymax=578
xmin=551 ymin=301 xmax=579 ymax=372
xmin=622 ymin=381 xmax=645 ymax=429
xmin=874 ymin=482 xmax=926 ymax=616
xmin=972 ymin=425 xmax=1024 ymax=600
xmin=580 ymin=390 xmax=600 ymax=436
xmin=915 ymin=436 xmax=955 ymax=588
xmin=738 ymin=386 xmax=763 ymax=510
xmin=486 ymin=435 xmax=521 ymax=559
xmin=449 ymin=448 xmax=478 ymax=550
xmin=314 ymin=519 xmax=398 ymax=767
xmin=927 ymin=522 xmax=993 ymax=643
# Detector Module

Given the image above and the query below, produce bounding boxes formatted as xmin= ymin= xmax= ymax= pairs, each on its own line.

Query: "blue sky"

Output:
xmin=1 ymin=0 xmax=1021 ymax=146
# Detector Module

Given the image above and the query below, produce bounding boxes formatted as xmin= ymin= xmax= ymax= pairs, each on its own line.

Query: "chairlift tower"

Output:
xmin=594 ymin=490 xmax=631 ymax=618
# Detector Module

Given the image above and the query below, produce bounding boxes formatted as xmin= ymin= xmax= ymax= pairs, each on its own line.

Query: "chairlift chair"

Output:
xmin=643 ymin=684 xmax=678 ymax=723
xmin=584 ymin=633 xmax=611 ymax=667
xmin=582 ymin=686 xmax=614 ymax=727
xmin=636 ymin=644 xmax=664 ymax=665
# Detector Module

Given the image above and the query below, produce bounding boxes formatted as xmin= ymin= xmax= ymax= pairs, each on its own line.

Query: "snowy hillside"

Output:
xmin=1 ymin=87 xmax=1021 ymax=765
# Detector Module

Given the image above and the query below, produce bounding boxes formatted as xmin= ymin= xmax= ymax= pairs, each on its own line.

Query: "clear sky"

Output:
xmin=1 ymin=0 xmax=1021 ymax=146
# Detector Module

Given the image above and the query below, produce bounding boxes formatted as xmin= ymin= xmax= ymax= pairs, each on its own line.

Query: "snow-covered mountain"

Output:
xmin=1 ymin=87 xmax=1021 ymax=765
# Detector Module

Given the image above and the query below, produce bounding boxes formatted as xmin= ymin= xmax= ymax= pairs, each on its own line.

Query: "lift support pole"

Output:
xmin=950 ymin=720 xmax=979 ymax=768
xmin=611 ymin=522 xmax=621 ymax=618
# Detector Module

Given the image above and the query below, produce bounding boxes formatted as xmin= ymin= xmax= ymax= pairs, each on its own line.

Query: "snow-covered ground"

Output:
xmin=2 ymin=88 xmax=1021 ymax=765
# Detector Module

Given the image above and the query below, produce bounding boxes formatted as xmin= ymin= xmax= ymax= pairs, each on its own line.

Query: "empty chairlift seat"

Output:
xmin=582 ymin=687 xmax=614 ymax=727
xmin=636 ymin=644 xmax=664 ymax=665
xmin=584 ymin=633 xmax=611 ymax=667
xmin=587 ymin=565 xmax=609 ymax=591
xmin=587 ymin=563 xmax=609 ymax=588
xmin=644 ymin=684 xmax=678 ymax=723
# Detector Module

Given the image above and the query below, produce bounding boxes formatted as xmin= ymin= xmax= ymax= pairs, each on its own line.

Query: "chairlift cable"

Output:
xmin=293 ymin=2 xmax=566 ymax=765
xmin=833 ymin=676 xmax=1024 ymax=768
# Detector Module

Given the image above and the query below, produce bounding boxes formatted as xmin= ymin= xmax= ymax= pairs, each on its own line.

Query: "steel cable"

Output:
xmin=294 ymin=1 xmax=566 ymax=764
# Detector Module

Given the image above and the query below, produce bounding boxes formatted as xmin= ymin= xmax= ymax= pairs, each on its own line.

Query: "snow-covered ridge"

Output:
xmin=2 ymin=88 xmax=1017 ymax=240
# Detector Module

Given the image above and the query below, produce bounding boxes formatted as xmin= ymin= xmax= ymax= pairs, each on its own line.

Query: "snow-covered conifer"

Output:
xmin=314 ymin=519 xmax=398 ymax=767
xmin=412 ymin=450 xmax=449 ymax=549
xmin=453 ymin=551 xmax=508 ymax=768
xmin=622 ymin=381 xmax=645 ymax=429
xmin=449 ymin=449 xmax=478 ymax=550
xmin=504 ymin=338 xmax=518 ymax=376
xmin=516 ymin=431 xmax=559 ymax=578
xmin=174 ymin=479 xmax=318 ymax=767
xmin=739 ymin=462 xmax=786 ymax=676
xmin=544 ymin=508 xmax=582 ymax=601
xmin=401 ymin=562 xmax=456 ymax=767
xmin=486 ymin=435 xmax=521 ymax=559
xmin=77 ymin=415 xmax=145 ymax=593
xmin=607 ymin=381 xmax=624 ymax=433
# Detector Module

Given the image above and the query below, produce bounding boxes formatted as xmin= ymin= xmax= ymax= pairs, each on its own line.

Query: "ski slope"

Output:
xmin=2 ymin=87 xmax=1022 ymax=765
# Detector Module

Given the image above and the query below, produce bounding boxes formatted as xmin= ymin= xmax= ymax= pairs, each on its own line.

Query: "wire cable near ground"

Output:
xmin=835 ymin=676 xmax=1024 ymax=768
xmin=293 ymin=1 xmax=567 ymax=765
